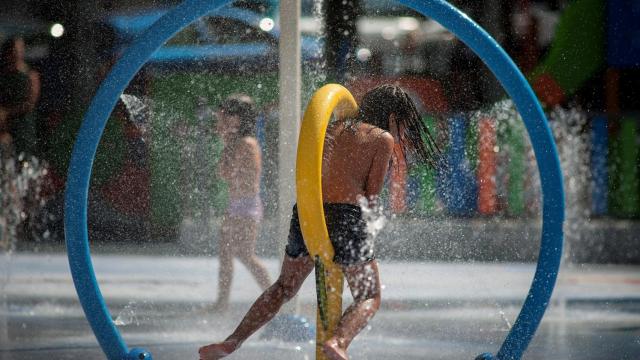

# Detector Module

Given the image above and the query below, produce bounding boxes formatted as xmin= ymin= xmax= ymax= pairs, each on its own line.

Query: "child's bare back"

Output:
xmin=322 ymin=121 xmax=394 ymax=205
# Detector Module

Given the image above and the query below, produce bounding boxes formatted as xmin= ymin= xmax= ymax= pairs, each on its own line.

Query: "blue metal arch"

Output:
xmin=64 ymin=1 xmax=564 ymax=359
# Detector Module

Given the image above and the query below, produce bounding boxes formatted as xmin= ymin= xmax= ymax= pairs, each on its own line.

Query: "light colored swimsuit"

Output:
xmin=226 ymin=195 xmax=263 ymax=221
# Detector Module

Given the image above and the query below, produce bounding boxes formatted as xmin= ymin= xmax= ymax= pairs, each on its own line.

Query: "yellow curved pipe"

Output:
xmin=296 ymin=84 xmax=359 ymax=359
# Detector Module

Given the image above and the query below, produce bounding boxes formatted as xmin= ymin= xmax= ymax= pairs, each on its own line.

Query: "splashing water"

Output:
xmin=0 ymin=153 xmax=48 ymax=253
xmin=483 ymin=100 xmax=590 ymax=224
xmin=548 ymin=106 xmax=590 ymax=263
xmin=548 ymin=106 xmax=590 ymax=219
xmin=305 ymin=0 xmax=327 ymax=89
xmin=114 ymin=301 xmax=142 ymax=326
xmin=120 ymin=93 xmax=152 ymax=142
xmin=122 ymin=91 xmax=214 ymax=243
xmin=112 ymin=300 xmax=166 ymax=328
xmin=498 ymin=308 xmax=512 ymax=330
xmin=1 ymin=151 xmax=49 ymax=350
xmin=358 ymin=197 xmax=388 ymax=240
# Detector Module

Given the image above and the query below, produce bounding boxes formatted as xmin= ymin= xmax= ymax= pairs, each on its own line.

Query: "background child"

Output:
xmin=213 ymin=94 xmax=272 ymax=311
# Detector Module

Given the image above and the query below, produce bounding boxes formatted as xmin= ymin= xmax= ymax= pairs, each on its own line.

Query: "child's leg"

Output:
xmin=214 ymin=217 xmax=234 ymax=311
xmin=323 ymin=260 xmax=381 ymax=360
xmin=232 ymin=217 xmax=272 ymax=290
xmin=199 ymin=255 xmax=314 ymax=360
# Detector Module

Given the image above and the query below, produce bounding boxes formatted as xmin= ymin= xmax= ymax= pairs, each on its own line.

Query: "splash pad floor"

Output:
xmin=2 ymin=253 xmax=639 ymax=359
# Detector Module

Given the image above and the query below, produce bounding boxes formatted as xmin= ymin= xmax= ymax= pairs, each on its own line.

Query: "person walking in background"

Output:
xmin=212 ymin=94 xmax=272 ymax=312
xmin=0 ymin=36 xmax=40 ymax=157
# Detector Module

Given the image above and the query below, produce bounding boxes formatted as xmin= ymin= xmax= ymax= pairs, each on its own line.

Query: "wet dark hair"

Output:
xmin=218 ymin=93 xmax=257 ymax=138
xmin=358 ymin=84 xmax=442 ymax=169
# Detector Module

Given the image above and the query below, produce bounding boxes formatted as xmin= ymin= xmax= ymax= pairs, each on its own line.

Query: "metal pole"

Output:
xmin=278 ymin=0 xmax=301 ymax=251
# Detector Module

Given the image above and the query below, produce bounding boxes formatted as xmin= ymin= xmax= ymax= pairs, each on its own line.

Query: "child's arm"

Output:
xmin=218 ymin=148 xmax=233 ymax=181
xmin=364 ymin=132 xmax=394 ymax=206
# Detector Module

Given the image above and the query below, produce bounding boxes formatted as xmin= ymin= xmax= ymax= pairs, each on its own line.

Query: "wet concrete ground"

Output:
xmin=3 ymin=300 xmax=639 ymax=359
xmin=1 ymin=253 xmax=639 ymax=359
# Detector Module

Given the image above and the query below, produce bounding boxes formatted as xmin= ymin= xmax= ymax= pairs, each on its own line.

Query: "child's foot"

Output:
xmin=198 ymin=340 xmax=237 ymax=360
xmin=322 ymin=338 xmax=349 ymax=360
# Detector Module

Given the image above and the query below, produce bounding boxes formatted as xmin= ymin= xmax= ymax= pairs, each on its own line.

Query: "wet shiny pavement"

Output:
xmin=2 ymin=254 xmax=639 ymax=359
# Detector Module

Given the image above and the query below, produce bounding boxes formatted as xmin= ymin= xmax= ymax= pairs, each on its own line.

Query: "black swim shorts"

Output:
xmin=285 ymin=203 xmax=374 ymax=266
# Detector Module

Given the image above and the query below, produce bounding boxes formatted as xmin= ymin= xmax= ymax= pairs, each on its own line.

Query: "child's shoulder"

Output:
xmin=239 ymin=136 xmax=259 ymax=147
xmin=222 ymin=137 xmax=260 ymax=170
xmin=232 ymin=136 xmax=260 ymax=155
xmin=357 ymin=123 xmax=392 ymax=144
xmin=374 ymin=131 xmax=394 ymax=154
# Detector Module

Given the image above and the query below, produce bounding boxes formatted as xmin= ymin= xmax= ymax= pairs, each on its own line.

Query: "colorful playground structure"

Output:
xmin=378 ymin=107 xmax=639 ymax=219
